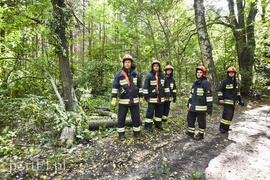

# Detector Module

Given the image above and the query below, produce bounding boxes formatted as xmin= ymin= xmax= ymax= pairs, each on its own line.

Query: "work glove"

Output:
xmin=111 ymin=98 xmax=117 ymax=107
xmin=207 ymin=107 xmax=213 ymax=115
xmin=139 ymin=97 xmax=144 ymax=104
xmin=173 ymin=98 xmax=176 ymax=103
xmin=239 ymin=101 xmax=245 ymax=106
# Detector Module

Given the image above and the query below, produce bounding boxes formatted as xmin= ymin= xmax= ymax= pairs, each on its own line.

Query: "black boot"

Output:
xmin=162 ymin=118 xmax=167 ymax=122
xmin=219 ymin=124 xmax=230 ymax=133
xmin=144 ymin=123 xmax=153 ymax=132
xmin=118 ymin=132 xmax=125 ymax=140
xmin=154 ymin=121 xmax=164 ymax=130
xmin=185 ymin=131 xmax=194 ymax=138
xmin=134 ymin=131 xmax=142 ymax=139
xmin=193 ymin=133 xmax=204 ymax=140
xmin=219 ymin=128 xmax=228 ymax=133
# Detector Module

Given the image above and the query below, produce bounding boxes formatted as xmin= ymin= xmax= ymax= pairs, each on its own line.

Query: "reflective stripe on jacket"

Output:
xmin=166 ymin=76 xmax=177 ymax=101
xmin=187 ymin=77 xmax=213 ymax=113
xmin=111 ymin=68 xmax=143 ymax=106
xmin=217 ymin=76 xmax=242 ymax=105
xmin=143 ymin=71 xmax=170 ymax=103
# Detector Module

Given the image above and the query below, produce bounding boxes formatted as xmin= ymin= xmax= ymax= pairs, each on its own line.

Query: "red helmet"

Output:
xmin=196 ymin=66 xmax=207 ymax=77
xmin=122 ymin=54 xmax=134 ymax=63
xmin=227 ymin=66 xmax=237 ymax=73
xmin=164 ymin=65 xmax=174 ymax=71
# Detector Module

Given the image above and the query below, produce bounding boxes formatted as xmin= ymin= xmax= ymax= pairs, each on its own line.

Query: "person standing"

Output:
xmin=186 ymin=66 xmax=213 ymax=140
xmin=218 ymin=66 xmax=244 ymax=133
xmin=111 ymin=54 xmax=143 ymax=140
xmin=162 ymin=65 xmax=177 ymax=122
xmin=143 ymin=60 xmax=170 ymax=132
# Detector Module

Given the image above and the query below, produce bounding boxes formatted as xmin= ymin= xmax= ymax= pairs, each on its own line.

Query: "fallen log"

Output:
xmin=94 ymin=106 xmax=111 ymax=111
xmin=88 ymin=118 xmax=133 ymax=130
xmin=95 ymin=109 xmax=117 ymax=119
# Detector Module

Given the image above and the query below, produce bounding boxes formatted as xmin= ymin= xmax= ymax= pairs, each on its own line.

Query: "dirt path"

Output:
xmin=205 ymin=104 xmax=270 ymax=180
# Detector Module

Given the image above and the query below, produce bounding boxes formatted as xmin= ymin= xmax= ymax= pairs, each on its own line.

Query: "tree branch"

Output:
xmin=66 ymin=1 xmax=89 ymax=31
xmin=208 ymin=18 xmax=234 ymax=29
xmin=8 ymin=76 xmax=46 ymax=84
xmin=227 ymin=0 xmax=238 ymax=27
xmin=0 ymin=57 xmax=65 ymax=109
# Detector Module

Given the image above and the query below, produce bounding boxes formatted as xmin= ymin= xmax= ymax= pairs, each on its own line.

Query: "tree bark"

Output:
xmin=146 ymin=18 xmax=158 ymax=59
xmin=194 ymin=0 xmax=218 ymax=99
xmin=88 ymin=118 xmax=133 ymax=130
xmin=96 ymin=109 xmax=117 ymax=119
xmin=50 ymin=0 xmax=77 ymax=111
xmin=227 ymin=0 xmax=258 ymax=96
xmin=50 ymin=0 xmax=77 ymax=144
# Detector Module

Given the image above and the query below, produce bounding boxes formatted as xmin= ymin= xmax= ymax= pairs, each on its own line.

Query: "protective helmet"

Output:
xmin=122 ymin=54 xmax=134 ymax=63
xmin=152 ymin=59 xmax=160 ymax=65
xmin=164 ymin=65 xmax=174 ymax=71
xmin=196 ymin=66 xmax=207 ymax=77
xmin=152 ymin=59 xmax=161 ymax=71
xmin=227 ymin=66 xmax=237 ymax=73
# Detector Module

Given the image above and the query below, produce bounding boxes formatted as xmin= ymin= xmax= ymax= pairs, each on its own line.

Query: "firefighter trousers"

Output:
xmin=162 ymin=101 xmax=171 ymax=121
xmin=186 ymin=111 xmax=206 ymax=134
xmin=118 ymin=104 xmax=141 ymax=129
xmin=145 ymin=103 xmax=163 ymax=123
xmin=219 ymin=104 xmax=235 ymax=131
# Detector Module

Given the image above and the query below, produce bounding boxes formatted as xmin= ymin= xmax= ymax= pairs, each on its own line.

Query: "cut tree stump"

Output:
xmin=59 ymin=125 xmax=75 ymax=146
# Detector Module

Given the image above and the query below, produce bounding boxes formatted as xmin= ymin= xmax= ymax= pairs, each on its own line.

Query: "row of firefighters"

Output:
xmin=111 ymin=54 xmax=244 ymax=140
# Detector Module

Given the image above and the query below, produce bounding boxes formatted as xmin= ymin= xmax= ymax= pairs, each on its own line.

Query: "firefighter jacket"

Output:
xmin=218 ymin=76 xmax=242 ymax=105
xmin=143 ymin=71 xmax=170 ymax=103
xmin=187 ymin=77 xmax=213 ymax=113
xmin=111 ymin=68 xmax=143 ymax=106
xmin=166 ymin=75 xmax=177 ymax=102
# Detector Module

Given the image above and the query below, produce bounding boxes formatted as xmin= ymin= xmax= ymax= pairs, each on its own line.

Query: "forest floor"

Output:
xmin=2 ymin=98 xmax=270 ymax=180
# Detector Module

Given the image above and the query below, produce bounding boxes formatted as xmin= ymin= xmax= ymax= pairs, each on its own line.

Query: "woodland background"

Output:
xmin=0 ymin=0 xmax=270 ymax=177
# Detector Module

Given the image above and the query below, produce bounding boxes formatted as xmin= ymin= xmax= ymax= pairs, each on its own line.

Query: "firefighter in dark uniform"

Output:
xmin=111 ymin=54 xmax=143 ymax=140
xmin=218 ymin=66 xmax=244 ymax=133
xmin=162 ymin=65 xmax=177 ymax=122
xmin=143 ymin=59 xmax=170 ymax=132
xmin=186 ymin=66 xmax=213 ymax=140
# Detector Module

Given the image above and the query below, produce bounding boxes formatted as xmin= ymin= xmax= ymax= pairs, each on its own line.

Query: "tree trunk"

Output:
xmin=156 ymin=11 xmax=171 ymax=58
xmin=261 ymin=0 xmax=269 ymax=59
xmin=227 ymin=0 xmax=258 ymax=96
xmin=194 ymin=0 xmax=218 ymax=100
xmin=0 ymin=30 xmax=5 ymax=53
xmin=50 ymin=0 xmax=77 ymax=145
xmin=51 ymin=0 xmax=76 ymax=111
xmin=146 ymin=19 xmax=158 ymax=59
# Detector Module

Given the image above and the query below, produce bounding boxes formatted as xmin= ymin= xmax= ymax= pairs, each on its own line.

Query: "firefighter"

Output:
xmin=111 ymin=54 xmax=143 ymax=140
xmin=218 ymin=66 xmax=244 ymax=133
xmin=162 ymin=65 xmax=177 ymax=122
xmin=143 ymin=59 xmax=170 ymax=132
xmin=186 ymin=66 xmax=213 ymax=140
